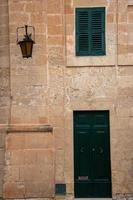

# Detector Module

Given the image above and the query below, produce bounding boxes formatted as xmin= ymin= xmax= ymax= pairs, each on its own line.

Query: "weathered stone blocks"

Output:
xmin=0 ymin=0 xmax=10 ymax=197
xmin=4 ymin=130 xmax=54 ymax=199
xmin=0 ymin=0 xmax=133 ymax=199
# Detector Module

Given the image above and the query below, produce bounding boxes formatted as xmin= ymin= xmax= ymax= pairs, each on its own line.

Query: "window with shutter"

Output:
xmin=76 ymin=7 xmax=105 ymax=56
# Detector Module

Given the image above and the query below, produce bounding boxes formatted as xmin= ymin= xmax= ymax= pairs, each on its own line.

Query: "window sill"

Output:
xmin=66 ymin=55 xmax=116 ymax=67
xmin=128 ymin=0 xmax=133 ymax=6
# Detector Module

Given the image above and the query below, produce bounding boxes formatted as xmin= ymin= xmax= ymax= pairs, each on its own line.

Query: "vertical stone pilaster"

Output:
xmin=46 ymin=0 xmax=66 ymax=188
xmin=0 ymin=0 xmax=10 ymax=198
xmin=8 ymin=0 xmax=48 ymax=124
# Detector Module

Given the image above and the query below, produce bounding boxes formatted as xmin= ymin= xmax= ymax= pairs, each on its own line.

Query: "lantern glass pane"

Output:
xmin=26 ymin=41 xmax=33 ymax=57
xmin=20 ymin=42 xmax=27 ymax=58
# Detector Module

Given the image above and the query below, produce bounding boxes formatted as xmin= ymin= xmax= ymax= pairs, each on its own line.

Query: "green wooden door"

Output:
xmin=74 ymin=111 xmax=112 ymax=198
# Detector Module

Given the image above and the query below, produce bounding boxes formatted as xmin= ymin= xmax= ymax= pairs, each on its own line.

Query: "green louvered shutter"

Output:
xmin=91 ymin=8 xmax=105 ymax=55
xmin=76 ymin=9 xmax=89 ymax=56
xmin=76 ymin=7 xmax=105 ymax=56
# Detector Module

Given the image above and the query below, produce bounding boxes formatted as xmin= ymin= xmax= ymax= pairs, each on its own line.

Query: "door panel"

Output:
xmin=74 ymin=111 xmax=112 ymax=198
xmin=75 ymin=129 xmax=91 ymax=179
xmin=91 ymin=129 xmax=110 ymax=180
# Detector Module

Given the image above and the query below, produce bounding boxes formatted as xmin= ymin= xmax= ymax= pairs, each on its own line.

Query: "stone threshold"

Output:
xmin=6 ymin=124 xmax=53 ymax=133
xmin=75 ymin=199 xmax=112 ymax=200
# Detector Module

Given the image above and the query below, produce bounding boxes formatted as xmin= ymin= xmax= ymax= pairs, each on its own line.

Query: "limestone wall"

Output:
xmin=118 ymin=0 xmax=133 ymax=65
xmin=64 ymin=0 xmax=133 ymax=195
xmin=0 ymin=0 xmax=133 ymax=199
xmin=4 ymin=126 xmax=54 ymax=199
xmin=8 ymin=0 xmax=48 ymax=124
xmin=0 ymin=0 xmax=10 ymax=197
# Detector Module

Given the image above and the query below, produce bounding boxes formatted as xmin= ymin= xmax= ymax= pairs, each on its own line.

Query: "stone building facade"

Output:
xmin=0 ymin=0 xmax=133 ymax=199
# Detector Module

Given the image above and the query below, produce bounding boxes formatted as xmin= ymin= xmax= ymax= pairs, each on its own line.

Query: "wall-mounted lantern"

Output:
xmin=17 ymin=25 xmax=35 ymax=58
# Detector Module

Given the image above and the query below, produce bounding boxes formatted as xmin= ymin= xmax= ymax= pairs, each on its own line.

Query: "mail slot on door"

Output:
xmin=78 ymin=176 xmax=89 ymax=180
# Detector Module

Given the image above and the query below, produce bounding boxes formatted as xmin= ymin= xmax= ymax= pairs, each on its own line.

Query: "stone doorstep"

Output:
xmin=75 ymin=199 xmax=112 ymax=200
xmin=75 ymin=196 xmax=133 ymax=200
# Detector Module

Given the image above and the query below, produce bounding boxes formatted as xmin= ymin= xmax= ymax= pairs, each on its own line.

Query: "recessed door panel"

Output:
xmin=74 ymin=111 xmax=112 ymax=198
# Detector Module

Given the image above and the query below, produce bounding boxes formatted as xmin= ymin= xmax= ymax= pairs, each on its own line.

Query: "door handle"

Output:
xmin=92 ymin=148 xmax=95 ymax=152
xmin=80 ymin=146 xmax=85 ymax=153
xmin=99 ymin=147 xmax=103 ymax=154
